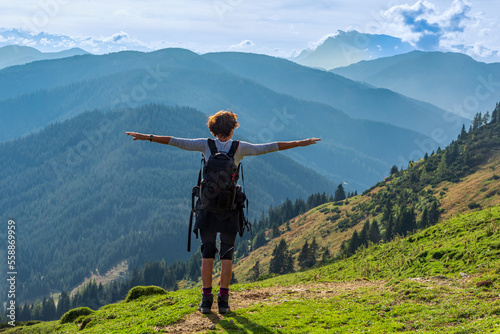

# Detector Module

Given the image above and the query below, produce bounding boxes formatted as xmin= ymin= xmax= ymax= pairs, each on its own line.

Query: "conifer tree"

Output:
xmin=320 ymin=248 xmax=331 ymax=263
xmin=390 ymin=165 xmax=399 ymax=176
xmin=252 ymin=230 xmax=267 ymax=250
xmin=419 ymin=207 xmax=429 ymax=229
xmin=31 ymin=299 xmax=43 ymax=320
xmin=359 ymin=220 xmax=370 ymax=247
xmin=384 ymin=215 xmax=394 ymax=242
xmin=230 ymin=272 xmax=238 ymax=284
xmin=368 ymin=220 xmax=381 ymax=243
xmin=429 ymin=201 xmax=440 ymax=225
xmin=492 ymin=103 xmax=499 ymax=123
xmin=381 ymin=198 xmax=394 ymax=242
xmin=57 ymin=291 xmax=71 ymax=318
xmin=42 ymin=296 xmax=56 ymax=321
xmin=400 ymin=207 xmax=417 ymax=236
xmin=459 ymin=124 xmax=467 ymax=139
xmin=472 ymin=112 xmax=483 ymax=131
xmin=436 ymin=154 xmax=448 ymax=181
xmin=347 ymin=230 xmax=359 ymax=255
xmin=251 ymin=260 xmax=260 ymax=280
xmin=483 ymin=111 xmax=490 ymax=125
xmin=161 ymin=269 xmax=177 ymax=291
xmin=297 ymin=240 xmax=310 ymax=269
xmin=20 ymin=303 xmax=31 ymax=322
xmin=269 ymin=239 xmax=294 ymax=275
xmin=334 ymin=184 xmax=346 ymax=201
xmin=308 ymin=237 xmax=319 ymax=267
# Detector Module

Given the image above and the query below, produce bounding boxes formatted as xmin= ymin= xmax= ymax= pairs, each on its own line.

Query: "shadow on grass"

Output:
xmin=216 ymin=313 xmax=279 ymax=333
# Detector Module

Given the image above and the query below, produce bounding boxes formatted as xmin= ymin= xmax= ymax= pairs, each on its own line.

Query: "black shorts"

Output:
xmin=200 ymin=230 xmax=237 ymax=260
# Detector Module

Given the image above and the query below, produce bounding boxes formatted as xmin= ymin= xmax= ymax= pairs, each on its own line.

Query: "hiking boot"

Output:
xmin=198 ymin=294 xmax=213 ymax=314
xmin=217 ymin=294 xmax=231 ymax=314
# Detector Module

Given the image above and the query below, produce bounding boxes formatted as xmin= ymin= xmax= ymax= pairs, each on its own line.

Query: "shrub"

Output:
xmin=337 ymin=218 xmax=351 ymax=231
xmin=80 ymin=317 xmax=94 ymax=330
xmin=326 ymin=214 xmax=341 ymax=222
xmin=256 ymin=273 xmax=276 ymax=281
xmin=468 ymin=202 xmax=481 ymax=210
xmin=60 ymin=307 xmax=94 ymax=324
xmin=126 ymin=286 xmax=167 ymax=302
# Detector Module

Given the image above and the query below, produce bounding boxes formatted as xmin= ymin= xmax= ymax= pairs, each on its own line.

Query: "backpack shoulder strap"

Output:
xmin=227 ymin=140 xmax=240 ymax=158
xmin=207 ymin=138 xmax=217 ymax=155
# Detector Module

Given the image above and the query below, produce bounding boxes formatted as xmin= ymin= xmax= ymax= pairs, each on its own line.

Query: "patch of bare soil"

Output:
xmin=155 ymin=280 xmax=384 ymax=333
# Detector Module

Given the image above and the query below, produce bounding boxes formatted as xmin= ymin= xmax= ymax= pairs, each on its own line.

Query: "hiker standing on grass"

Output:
xmin=126 ymin=110 xmax=320 ymax=314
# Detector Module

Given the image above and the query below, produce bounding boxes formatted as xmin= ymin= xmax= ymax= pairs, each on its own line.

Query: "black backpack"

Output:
xmin=200 ymin=139 xmax=240 ymax=213
xmin=188 ymin=139 xmax=250 ymax=251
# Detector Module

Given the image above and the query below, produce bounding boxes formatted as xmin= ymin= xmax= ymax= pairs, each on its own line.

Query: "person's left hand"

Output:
xmin=126 ymin=132 xmax=148 ymax=140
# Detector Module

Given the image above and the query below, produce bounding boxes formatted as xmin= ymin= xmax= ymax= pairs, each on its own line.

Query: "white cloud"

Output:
xmin=229 ymin=39 xmax=255 ymax=49
xmin=377 ymin=0 xmax=500 ymax=61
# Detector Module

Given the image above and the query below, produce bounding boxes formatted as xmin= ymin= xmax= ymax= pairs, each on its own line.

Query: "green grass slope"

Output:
xmin=4 ymin=206 xmax=500 ymax=333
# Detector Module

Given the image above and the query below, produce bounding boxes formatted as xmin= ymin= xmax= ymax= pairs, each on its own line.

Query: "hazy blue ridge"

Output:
xmin=331 ymin=50 xmax=500 ymax=116
xmin=0 ymin=45 xmax=88 ymax=70
xmin=0 ymin=48 xmax=432 ymax=189
xmin=202 ymin=51 xmax=467 ymax=142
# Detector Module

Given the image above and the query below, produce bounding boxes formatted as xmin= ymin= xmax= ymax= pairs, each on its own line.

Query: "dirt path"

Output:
xmin=156 ymin=280 xmax=385 ymax=333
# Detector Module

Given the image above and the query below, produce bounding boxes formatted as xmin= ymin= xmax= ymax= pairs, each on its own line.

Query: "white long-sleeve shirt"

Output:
xmin=168 ymin=137 xmax=279 ymax=165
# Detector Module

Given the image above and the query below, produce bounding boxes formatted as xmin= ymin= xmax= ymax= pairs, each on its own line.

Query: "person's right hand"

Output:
xmin=299 ymin=138 xmax=321 ymax=146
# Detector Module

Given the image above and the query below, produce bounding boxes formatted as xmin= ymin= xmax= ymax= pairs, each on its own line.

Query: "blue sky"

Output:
xmin=1 ymin=0 xmax=499 ymax=61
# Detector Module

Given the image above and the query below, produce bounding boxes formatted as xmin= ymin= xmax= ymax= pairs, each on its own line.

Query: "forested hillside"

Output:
xmin=0 ymin=104 xmax=334 ymax=302
xmin=232 ymin=105 xmax=500 ymax=281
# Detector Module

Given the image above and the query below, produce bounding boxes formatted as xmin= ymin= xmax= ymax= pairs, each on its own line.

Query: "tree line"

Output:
xmin=339 ymin=103 xmax=499 ymax=258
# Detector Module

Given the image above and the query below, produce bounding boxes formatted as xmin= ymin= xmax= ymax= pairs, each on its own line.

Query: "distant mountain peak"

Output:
xmin=293 ymin=29 xmax=416 ymax=70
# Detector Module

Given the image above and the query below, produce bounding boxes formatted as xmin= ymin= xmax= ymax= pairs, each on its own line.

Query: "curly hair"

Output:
xmin=207 ymin=110 xmax=239 ymax=137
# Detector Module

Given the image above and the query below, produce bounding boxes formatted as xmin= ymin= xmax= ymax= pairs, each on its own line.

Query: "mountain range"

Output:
xmin=203 ymin=51 xmax=466 ymax=140
xmin=331 ymin=50 xmax=500 ymax=117
xmin=0 ymin=47 xmax=451 ymax=189
xmin=0 ymin=45 xmax=88 ymax=70
xmin=0 ymin=28 xmax=150 ymax=55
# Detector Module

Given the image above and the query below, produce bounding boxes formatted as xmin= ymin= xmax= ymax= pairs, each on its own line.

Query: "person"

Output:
xmin=126 ymin=110 xmax=320 ymax=314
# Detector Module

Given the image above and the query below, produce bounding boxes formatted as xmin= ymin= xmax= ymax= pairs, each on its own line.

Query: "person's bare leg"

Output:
xmin=220 ymin=259 xmax=233 ymax=289
xmin=199 ymin=258 xmax=215 ymax=313
xmin=201 ymin=258 xmax=214 ymax=288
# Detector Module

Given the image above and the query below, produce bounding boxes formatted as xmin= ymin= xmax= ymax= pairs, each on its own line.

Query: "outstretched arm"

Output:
xmin=126 ymin=132 xmax=171 ymax=145
xmin=277 ymin=138 xmax=321 ymax=151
